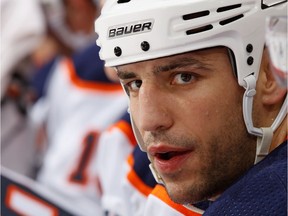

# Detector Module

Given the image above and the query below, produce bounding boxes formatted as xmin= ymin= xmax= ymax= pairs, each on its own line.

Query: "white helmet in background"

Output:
xmin=1 ymin=0 xmax=45 ymax=99
xmin=40 ymin=0 xmax=99 ymax=51
xmin=95 ymin=0 xmax=287 ymax=166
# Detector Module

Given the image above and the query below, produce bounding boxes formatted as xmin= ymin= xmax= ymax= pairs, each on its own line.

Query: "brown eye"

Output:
xmin=127 ymin=80 xmax=142 ymax=91
xmin=173 ymin=73 xmax=194 ymax=84
xmin=132 ymin=80 xmax=142 ymax=89
xmin=181 ymin=74 xmax=192 ymax=82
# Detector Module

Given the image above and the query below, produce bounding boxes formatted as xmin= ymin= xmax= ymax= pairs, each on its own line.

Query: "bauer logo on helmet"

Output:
xmin=108 ymin=20 xmax=154 ymax=39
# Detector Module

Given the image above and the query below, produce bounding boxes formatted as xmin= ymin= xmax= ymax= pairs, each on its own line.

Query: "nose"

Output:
xmin=136 ymin=82 xmax=173 ymax=133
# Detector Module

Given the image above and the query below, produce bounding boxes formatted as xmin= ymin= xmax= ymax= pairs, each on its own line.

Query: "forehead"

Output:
xmin=116 ymin=47 xmax=229 ymax=72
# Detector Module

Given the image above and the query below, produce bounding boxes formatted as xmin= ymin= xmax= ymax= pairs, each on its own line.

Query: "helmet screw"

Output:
xmin=114 ymin=46 xmax=122 ymax=57
xmin=246 ymin=44 xmax=253 ymax=53
xmin=141 ymin=41 xmax=150 ymax=51
xmin=247 ymin=56 xmax=254 ymax=65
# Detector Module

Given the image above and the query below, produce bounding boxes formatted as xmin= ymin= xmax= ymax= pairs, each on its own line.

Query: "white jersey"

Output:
xmin=96 ymin=111 xmax=154 ymax=216
xmin=96 ymin=111 xmax=137 ymax=216
xmin=145 ymin=184 xmax=204 ymax=216
xmin=32 ymin=44 xmax=128 ymax=215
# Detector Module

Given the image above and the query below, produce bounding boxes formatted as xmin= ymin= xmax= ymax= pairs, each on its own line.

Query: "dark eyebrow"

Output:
xmin=116 ymin=56 xmax=211 ymax=80
xmin=153 ymin=57 xmax=211 ymax=74
xmin=116 ymin=68 xmax=136 ymax=80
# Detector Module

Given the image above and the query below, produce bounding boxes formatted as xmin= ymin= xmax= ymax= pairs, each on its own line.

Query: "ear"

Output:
xmin=258 ymin=49 xmax=287 ymax=106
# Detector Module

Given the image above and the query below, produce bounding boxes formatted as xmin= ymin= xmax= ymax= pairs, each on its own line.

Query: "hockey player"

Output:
xmin=95 ymin=0 xmax=287 ymax=215
xmin=1 ymin=0 xmax=46 ymax=178
xmin=31 ymin=43 xmax=128 ymax=215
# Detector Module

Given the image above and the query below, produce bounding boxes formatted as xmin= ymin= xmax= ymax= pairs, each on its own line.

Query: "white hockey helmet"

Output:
xmin=95 ymin=0 xmax=287 ymax=165
xmin=96 ymin=0 xmax=286 ymax=86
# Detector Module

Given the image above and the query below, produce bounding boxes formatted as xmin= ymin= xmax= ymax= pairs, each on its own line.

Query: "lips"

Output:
xmin=148 ymin=145 xmax=193 ymax=174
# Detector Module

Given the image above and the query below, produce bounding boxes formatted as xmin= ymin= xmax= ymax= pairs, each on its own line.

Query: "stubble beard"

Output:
xmin=157 ymin=122 xmax=256 ymax=205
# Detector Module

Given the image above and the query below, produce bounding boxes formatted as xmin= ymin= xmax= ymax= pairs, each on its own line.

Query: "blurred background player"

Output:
xmin=28 ymin=1 xmax=130 ymax=215
xmin=31 ymin=42 xmax=128 ymax=215
xmin=1 ymin=0 xmax=46 ymax=177
xmin=32 ymin=0 xmax=98 ymax=67
xmin=2 ymin=0 xmax=126 ymax=215
xmin=1 ymin=0 xmax=100 ymax=178
xmin=95 ymin=111 xmax=155 ymax=215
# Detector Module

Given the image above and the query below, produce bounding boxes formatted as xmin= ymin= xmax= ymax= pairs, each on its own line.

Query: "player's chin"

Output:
xmin=164 ymin=181 xmax=206 ymax=205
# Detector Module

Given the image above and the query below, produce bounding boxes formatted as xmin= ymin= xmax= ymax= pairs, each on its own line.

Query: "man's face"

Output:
xmin=117 ymin=47 xmax=256 ymax=204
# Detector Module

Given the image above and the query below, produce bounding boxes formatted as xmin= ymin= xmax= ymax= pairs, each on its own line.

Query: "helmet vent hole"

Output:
xmin=117 ymin=0 xmax=130 ymax=3
xmin=183 ymin=10 xmax=210 ymax=20
xmin=186 ymin=25 xmax=213 ymax=35
xmin=217 ymin=4 xmax=242 ymax=12
xmin=219 ymin=14 xmax=244 ymax=25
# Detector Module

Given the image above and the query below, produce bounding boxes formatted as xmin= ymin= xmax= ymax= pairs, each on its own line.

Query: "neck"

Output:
xmin=269 ymin=116 xmax=287 ymax=152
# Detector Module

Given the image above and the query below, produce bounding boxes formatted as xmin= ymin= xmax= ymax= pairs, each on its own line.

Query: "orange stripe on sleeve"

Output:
xmin=127 ymin=167 xmax=154 ymax=197
xmin=115 ymin=120 xmax=137 ymax=147
xmin=151 ymin=185 xmax=203 ymax=216
xmin=63 ymin=58 xmax=123 ymax=92
xmin=126 ymin=153 xmax=154 ymax=197
xmin=127 ymin=154 xmax=134 ymax=167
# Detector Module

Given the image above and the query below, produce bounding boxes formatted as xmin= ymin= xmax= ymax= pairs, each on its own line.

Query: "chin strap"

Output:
xmin=149 ymin=163 xmax=164 ymax=184
xmin=243 ymin=75 xmax=287 ymax=164
xmin=254 ymin=127 xmax=273 ymax=164
xmin=243 ymin=75 xmax=262 ymax=136
xmin=183 ymin=204 xmax=205 ymax=214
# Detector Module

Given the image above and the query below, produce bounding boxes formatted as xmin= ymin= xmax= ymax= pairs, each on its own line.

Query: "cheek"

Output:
xmin=129 ymin=99 xmax=146 ymax=145
xmin=129 ymin=99 xmax=140 ymax=125
xmin=179 ymin=88 xmax=243 ymax=139
xmin=177 ymin=96 xmax=220 ymax=130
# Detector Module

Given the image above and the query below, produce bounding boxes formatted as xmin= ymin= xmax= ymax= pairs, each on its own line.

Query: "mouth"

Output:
xmin=149 ymin=146 xmax=193 ymax=174
xmin=155 ymin=151 xmax=190 ymax=161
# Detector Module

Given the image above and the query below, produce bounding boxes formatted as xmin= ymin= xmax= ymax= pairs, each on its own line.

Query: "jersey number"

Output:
xmin=68 ymin=131 xmax=99 ymax=185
